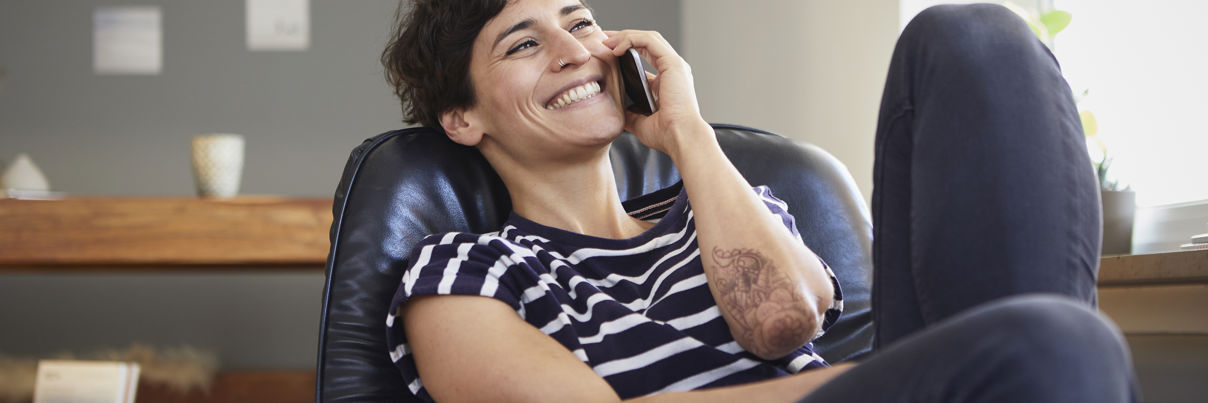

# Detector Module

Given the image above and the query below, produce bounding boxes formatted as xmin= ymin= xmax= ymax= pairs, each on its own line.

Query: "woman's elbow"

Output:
xmin=738 ymin=310 xmax=821 ymax=360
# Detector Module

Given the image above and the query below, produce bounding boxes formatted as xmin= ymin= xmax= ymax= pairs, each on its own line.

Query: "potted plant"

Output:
xmin=1085 ymin=114 xmax=1135 ymax=255
xmin=1006 ymin=2 xmax=1134 ymax=255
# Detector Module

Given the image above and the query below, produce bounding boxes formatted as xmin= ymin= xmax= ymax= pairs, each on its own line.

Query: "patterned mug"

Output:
xmin=191 ymin=134 xmax=244 ymax=198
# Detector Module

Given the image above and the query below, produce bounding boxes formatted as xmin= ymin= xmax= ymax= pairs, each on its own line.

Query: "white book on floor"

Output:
xmin=34 ymin=360 xmax=139 ymax=403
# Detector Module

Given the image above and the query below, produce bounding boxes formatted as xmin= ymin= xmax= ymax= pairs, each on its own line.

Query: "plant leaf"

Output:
xmin=1080 ymin=110 xmax=1099 ymax=137
xmin=1040 ymin=11 xmax=1072 ymax=37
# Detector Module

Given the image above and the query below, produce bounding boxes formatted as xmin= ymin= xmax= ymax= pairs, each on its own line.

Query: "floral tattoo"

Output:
xmin=710 ymin=247 xmax=812 ymax=357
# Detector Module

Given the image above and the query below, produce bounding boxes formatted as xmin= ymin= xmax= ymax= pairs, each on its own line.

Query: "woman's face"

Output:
xmin=460 ymin=0 xmax=626 ymax=158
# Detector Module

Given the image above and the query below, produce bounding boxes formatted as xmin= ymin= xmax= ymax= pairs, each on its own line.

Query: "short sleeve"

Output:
xmin=752 ymin=186 xmax=844 ymax=339
xmin=813 ymin=258 xmax=843 ymax=340
xmin=385 ymin=231 xmax=531 ymax=401
xmin=392 ymin=232 xmax=525 ymax=310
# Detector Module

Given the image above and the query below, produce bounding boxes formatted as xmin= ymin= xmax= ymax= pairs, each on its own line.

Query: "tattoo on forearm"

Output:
xmin=711 ymin=247 xmax=812 ymax=357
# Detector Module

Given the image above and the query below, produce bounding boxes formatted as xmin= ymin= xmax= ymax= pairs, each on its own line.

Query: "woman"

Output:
xmin=382 ymin=0 xmax=1137 ymax=401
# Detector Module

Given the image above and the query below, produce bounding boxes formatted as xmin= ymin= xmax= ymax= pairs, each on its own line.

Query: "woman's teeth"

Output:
xmin=546 ymin=81 xmax=601 ymax=110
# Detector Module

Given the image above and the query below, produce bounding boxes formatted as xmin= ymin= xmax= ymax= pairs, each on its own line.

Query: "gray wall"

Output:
xmin=683 ymin=0 xmax=899 ymax=205
xmin=1 ymin=0 xmax=402 ymax=197
xmin=0 ymin=0 xmax=681 ymax=370
xmin=0 ymin=272 xmax=323 ymax=369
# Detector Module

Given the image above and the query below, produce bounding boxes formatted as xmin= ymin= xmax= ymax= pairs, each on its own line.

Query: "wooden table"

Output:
xmin=1097 ymin=249 xmax=1208 ymax=334
xmin=0 ymin=197 xmax=332 ymax=269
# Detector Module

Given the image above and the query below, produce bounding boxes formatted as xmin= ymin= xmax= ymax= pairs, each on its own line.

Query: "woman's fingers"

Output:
xmin=608 ymin=32 xmax=670 ymax=59
xmin=645 ymin=71 xmax=660 ymax=97
xmin=603 ymin=30 xmax=678 ymax=63
xmin=603 ymin=30 xmax=686 ymax=97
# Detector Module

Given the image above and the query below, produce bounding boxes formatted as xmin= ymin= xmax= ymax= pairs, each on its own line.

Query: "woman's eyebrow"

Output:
xmin=493 ymin=19 xmax=534 ymax=51
xmin=491 ymin=5 xmax=587 ymax=51
xmin=560 ymin=5 xmax=585 ymax=16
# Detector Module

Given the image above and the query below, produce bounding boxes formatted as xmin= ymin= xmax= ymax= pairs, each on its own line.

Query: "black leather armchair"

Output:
xmin=316 ymin=124 xmax=874 ymax=402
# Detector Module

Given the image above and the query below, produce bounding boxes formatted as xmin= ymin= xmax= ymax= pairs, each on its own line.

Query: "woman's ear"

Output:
xmin=439 ymin=108 xmax=484 ymax=146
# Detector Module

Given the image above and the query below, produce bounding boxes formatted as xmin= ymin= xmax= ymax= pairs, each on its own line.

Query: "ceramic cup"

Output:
xmin=191 ymin=134 xmax=244 ymax=198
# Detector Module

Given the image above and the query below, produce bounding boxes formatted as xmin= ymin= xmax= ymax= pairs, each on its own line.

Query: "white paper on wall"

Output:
xmin=247 ymin=0 xmax=310 ymax=51
xmin=93 ymin=6 xmax=163 ymax=75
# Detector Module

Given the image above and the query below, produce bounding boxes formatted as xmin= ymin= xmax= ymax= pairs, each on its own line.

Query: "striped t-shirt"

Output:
xmin=387 ymin=183 xmax=843 ymax=401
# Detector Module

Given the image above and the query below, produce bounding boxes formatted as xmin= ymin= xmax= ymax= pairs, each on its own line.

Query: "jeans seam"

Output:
xmin=873 ymin=102 xmax=913 ymax=349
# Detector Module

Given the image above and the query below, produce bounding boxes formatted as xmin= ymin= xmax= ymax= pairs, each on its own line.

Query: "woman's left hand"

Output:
xmin=603 ymin=30 xmax=712 ymax=156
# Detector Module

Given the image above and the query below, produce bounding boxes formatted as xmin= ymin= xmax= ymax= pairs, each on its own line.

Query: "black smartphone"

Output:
xmin=619 ymin=48 xmax=657 ymax=116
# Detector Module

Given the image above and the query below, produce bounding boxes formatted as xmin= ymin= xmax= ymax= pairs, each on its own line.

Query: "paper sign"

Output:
xmin=34 ymin=360 xmax=140 ymax=403
xmin=247 ymin=0 xmax=310 ymax=51
xmin=93 ymin=7 xmax=162 ymax=75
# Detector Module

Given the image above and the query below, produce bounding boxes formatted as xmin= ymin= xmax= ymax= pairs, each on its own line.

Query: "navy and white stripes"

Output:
xmin=387 ymin=183 xmax=842 ymax=401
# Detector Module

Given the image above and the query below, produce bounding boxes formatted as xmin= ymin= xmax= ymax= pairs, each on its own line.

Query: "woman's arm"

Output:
xmin=404 ymin=295 xmax=618 ymax=403
xmin=673 ymin=130 xmax=835 ymax=359
xmin=603 ymin=30 xmax=835 ymax=359
xmin=404 ymin=295 xmax=852 ymax=402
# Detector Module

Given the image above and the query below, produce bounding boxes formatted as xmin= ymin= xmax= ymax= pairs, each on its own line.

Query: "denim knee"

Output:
xmin=980 ymin=295 xmax=1124 ymax=356
xmin=977 ymin=295 xmax=1137 ymax=402
xmin=905 ymin=3 xmax=1035 ymax=47
xmin=800 ymin=295 xmax=1136 ymax=403
xmin=899 ymin=3 xmax=1053 ymax=85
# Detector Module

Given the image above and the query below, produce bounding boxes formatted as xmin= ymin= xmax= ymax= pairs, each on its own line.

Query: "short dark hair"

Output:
xmin=381 ymin=0 xmax=508 ymax=128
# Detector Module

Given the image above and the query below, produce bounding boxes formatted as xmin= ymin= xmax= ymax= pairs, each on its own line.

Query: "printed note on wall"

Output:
xmin=247 ymin=0 xmax=310 ymax=51
xmin=93 ymin=7 xmax=162 ymax=75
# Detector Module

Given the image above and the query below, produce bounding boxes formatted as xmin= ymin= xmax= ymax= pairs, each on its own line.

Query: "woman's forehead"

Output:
xmin=485 ymin=0 xmax=589 ymax=32
xmin=479 ymin=0 xmax=590 ymax=50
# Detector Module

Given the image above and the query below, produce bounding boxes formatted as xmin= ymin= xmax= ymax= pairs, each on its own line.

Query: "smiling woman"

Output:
xmin=376 ymin=0 xmax=1137 ymax=402
xmin=380 ymin=1 xmax=842 ymax=401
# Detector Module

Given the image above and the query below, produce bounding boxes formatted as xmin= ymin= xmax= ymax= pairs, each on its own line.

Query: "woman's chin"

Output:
xmin=578 ymin=114 xmax=626 ymax=143
xmin=554 ymin=104 xmax=625 ymax=141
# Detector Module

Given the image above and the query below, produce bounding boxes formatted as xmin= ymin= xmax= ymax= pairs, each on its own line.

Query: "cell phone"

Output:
xmin=619 ymin=48 xmax=657 ymax=116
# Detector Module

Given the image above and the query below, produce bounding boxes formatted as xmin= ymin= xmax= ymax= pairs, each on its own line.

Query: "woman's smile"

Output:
xmin=545 ymin=78 xmax=605 ymax=110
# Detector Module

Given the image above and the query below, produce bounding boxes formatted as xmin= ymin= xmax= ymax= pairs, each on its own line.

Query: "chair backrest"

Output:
xmin=316 ymin=124 xmax=873 ymax=402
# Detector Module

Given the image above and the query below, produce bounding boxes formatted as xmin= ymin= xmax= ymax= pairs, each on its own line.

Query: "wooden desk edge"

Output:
xmin=0 ymin=197 xmax=333 ymax=271
xmin=1099 ymin=249 xmax=1208 ymax=286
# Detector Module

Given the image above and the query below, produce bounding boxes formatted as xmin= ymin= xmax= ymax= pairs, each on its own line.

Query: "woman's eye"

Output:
xmin=570 ymin=19 xmax=594 ymax=33
xmin=506 ymin=39 xmax=538 ymax=56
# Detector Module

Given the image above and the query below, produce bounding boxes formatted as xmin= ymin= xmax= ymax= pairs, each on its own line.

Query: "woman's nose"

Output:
xmin=550 ymin=33 xmax=592 ymax=71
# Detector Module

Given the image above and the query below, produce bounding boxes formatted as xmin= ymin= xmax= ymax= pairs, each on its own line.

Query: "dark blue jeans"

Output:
xmin=801 ymin=4 xmax=1136 ymax=402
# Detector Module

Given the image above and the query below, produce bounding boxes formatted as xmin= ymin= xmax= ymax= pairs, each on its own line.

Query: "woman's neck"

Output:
xmin=491 ymin=147 xmax=653 ymax=240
